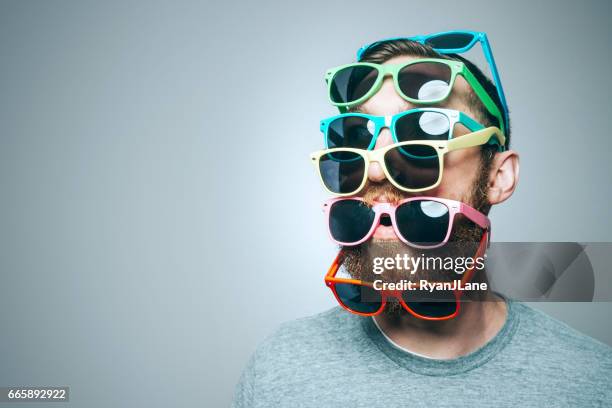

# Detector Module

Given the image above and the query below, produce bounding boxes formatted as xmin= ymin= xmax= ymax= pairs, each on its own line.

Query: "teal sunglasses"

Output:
xmin=320 ymin=108 xmax=484 ymax=150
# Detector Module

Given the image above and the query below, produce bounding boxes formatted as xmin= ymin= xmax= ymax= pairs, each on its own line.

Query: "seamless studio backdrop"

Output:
xmin=1 ymin=1 xmax=611 ymax=407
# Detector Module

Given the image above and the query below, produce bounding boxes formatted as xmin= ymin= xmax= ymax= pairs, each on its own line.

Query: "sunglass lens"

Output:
xmin=383 ymin=144 xmax=440 ymax=190
xmin=395 ymin=200 xmax=450 ymax=246
xmin=398 ymin=62 xmax=451 ymax=102
xmin=402 ymin=287 xmax=457 ymax=318
xmin=319 ymin=151 xmax=365 ymax=194
xmin=335 ymin=283 xmax=382 ymax=314
xmin=394 ymin=111 xmax=451 ymax=142
xmin=329 ymin=199 xmax=375 ymax=244
xmin=330 ymin=65 xmax=378 ymax=104
xmin=327 ymin=116 xmax=376 ymax=149
xmin=425 ymin=32 xmax=475 ymax=50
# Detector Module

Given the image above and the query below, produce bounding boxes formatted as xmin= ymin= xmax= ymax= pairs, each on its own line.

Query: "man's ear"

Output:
xmin=487 ymin=150 xmax=520 ymax=205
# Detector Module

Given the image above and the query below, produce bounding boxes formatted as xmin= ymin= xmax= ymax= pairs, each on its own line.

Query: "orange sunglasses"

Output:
xmin=324 ymin=231 xmax=488 ymax=321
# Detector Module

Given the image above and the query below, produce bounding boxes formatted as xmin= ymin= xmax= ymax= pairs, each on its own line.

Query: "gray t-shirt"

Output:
xmin=232 ymin=300 xmax=612 ymax=407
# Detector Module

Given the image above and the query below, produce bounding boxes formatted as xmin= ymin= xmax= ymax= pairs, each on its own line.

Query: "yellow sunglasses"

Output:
xmin=310 ymin=126 xmax=505 ymax=196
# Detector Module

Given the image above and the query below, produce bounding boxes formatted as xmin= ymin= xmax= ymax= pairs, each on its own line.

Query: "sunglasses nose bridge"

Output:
xmin=384 ymin=116 xmax=392 ymax=128
xmin=365 ymin=148 xmax=386 ymax=165
xmin=372 ymin=202 xmax=394 ymax=215
xmin=379 ymin=65 xmax=395 ymax=81
xmin=365 ymin=152 xmax=379 ymax=167
xmin=390 ymin=290 xmax=403 ymax=302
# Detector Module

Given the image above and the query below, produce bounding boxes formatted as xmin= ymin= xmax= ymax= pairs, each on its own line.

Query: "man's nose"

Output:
xmin=367 ymin=127 xmax=393 ymax=182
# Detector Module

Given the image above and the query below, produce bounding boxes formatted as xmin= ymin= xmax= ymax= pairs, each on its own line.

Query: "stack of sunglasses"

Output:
xmin=310 ymin=31 xmax=508 ymax=320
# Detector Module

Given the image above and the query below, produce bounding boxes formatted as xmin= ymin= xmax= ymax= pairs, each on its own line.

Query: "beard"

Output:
xmin=341 ymin=159 xmax=492 ymax=316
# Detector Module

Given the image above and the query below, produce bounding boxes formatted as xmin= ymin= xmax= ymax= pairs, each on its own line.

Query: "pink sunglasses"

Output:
xmin=323 ymin=196 xmax=490 ymax=248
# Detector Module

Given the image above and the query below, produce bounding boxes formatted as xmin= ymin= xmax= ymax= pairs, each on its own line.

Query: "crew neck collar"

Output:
xmin=360 ymin=298 xmax=520 ymax=376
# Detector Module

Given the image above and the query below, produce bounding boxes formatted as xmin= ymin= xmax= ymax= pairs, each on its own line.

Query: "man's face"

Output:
xmin=356 ymin=55 xmax=488 ymax=234
xmin=343 ymin=54 xmax=491 ymax=286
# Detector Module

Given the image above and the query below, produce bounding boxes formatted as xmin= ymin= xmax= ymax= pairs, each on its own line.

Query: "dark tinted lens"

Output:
xmin=330 ymin=65 xmax=378 ymax=104
xmin=383 ymin=145 xmax=440 ymax=190
xmin=394 ymin=111 xmax=451 ymax=142
xmin=395 ymin=200 xmax=450 ymax=245
xmin=319 ymin=151 xmax=365 ymax=194
xmin=426 ymin=33 xmax=475 ymax=50
xmin=398 ymin=62 xmax=451 ymax=102
xmin=335 ymin=283 xmax=382 ymax=314
xmin=402 ymin=288 xmax=457 ymax=318
xmin=327 ymin=116 xmax=375 ymax=149
xmin=329 ymin=200 xmax=375 ymax=244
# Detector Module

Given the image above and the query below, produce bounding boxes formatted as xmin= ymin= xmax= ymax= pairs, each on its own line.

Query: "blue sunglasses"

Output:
xmin=356 ymin=30 xmax=508 ymax=132
xmin=320 ymin=108 xmax=484 ymax=150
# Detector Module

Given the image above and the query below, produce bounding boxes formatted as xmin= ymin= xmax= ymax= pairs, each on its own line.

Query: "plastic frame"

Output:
xmin=320 ymin=108 xmax=484 ymax=150
xmin=322 ymin=196 xmax=490 ymax=248
xmin=356 ymin=30 xmax=508 ymax=131
xmin=324 ymin=58 xmax=506 ymax=135
xmin=324 ymin=231 xmax=489 ymax=320
xmin=309 ymin=126 xmax=506 ymax=196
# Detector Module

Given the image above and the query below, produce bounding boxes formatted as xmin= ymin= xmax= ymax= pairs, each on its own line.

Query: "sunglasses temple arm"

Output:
xmin=447 ymin=127 xmax=495 ymax=151
xmin=459 ymin=203 xmax=492 ymax=248
xmin=325 ymin=250 xmax=344 ymax=279
xmin=480 ymin=35 xmax=509 ymax=128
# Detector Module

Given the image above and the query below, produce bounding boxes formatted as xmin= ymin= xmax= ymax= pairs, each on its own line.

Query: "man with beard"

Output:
xmin=232 ymin=40 xmax=612 ymax=407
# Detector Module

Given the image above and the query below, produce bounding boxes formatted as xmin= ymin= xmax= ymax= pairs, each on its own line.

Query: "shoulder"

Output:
xmin=270 ymin=306 xmax=359 ymax=338
xmin=246 ymin=306 xmax=368 ymax=377
xmin=254 ymin=306 xmax=361 ymax=358
xmin=232 ymin=307 xmax=366 ymax=406
xmin=511 ymin=302 xmax=612 ymax=378
xmin=514 ymin=302 xmax=612 ymax=354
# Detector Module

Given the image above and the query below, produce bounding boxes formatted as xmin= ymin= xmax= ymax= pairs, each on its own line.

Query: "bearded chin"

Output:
xmin=343 ymin=216 xmax=484 ymax=280
xmin=339 ymin=154 xmax=494 ymax=317
xmin=341 ymin=216 xmax=489 ymax=317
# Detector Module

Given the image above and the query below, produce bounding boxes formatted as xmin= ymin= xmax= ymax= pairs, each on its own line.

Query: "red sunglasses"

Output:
xmin=324 ymin=231 xmax=489 ymax=320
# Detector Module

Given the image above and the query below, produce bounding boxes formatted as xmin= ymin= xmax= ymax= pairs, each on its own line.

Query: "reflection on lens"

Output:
xmin=330 ymin=65 xmax=378 ymax=104
xmin=398 ymin=62 xmax=451 ymax=102
xmin=417 ymin=80 xmax=449 ymax=100
xmin=327 ymin=116 xmax=375 ymax=149
xmin=395 ymin=111 xmax=450 ymax=142
xmin=335 ymin=283 xmax=382 ymax=314
xmin=395 ymin=200 xmax=449 ymax=245
xmin=383 ymin=144 xmax=440 ymax=190
xmin=329 ymin=200 xmax=375 ymax=244
xmin=426 ymin=32 xmax=475 ymax=50
xmin=419 ymin=200 xmax=449 ymax=218
xmin=319 ymin=151 xmax=365 ymax=194
xmin=402 ymin=288 xmax=457 ymax=318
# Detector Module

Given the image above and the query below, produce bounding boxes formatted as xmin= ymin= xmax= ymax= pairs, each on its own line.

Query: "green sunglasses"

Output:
xmin=325 ymin=58 xmax=505 ymax=135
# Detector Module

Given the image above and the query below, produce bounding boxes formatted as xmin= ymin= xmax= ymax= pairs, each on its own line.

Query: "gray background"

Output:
xmin=1 ymin=0 xmax=611 ymax=406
